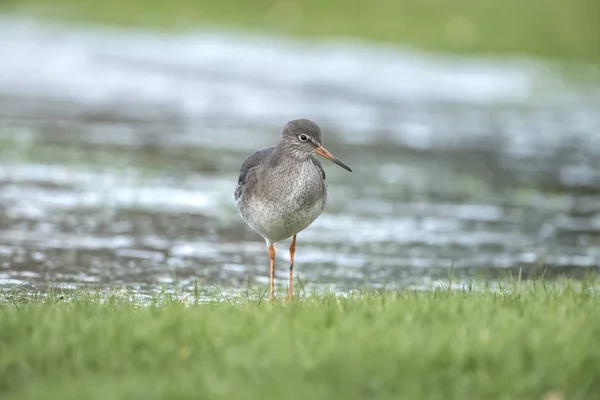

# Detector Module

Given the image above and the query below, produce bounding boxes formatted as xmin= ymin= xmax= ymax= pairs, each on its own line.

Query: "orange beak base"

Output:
xmin=315 ymin=146 xmax=352 ymax=172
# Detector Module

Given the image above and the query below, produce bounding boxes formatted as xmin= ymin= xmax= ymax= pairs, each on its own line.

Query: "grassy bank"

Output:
xmin=2 ymin=0 xmax=599 ymax=64
xmin=1 ymin=281 xmax=600 ymax=399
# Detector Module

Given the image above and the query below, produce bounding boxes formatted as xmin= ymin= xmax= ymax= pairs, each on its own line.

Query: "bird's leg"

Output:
xmin=288 ymin=234 xmax=296 ymax=301
xmin=269 ymin=244 xmax=275 ymax=301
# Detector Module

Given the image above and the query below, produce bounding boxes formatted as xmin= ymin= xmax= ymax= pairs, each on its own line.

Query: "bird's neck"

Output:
xmin=270 ymin=144 xmax=312 ymax=167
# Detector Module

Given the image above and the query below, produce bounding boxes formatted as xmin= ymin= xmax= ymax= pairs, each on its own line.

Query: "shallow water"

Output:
xmin=1 ymin=18 xmax=600 ymax=295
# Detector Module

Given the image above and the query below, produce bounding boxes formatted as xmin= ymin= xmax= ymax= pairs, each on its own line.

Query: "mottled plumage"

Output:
xmin=234 ymin=119 xmax=352 ymax=301
xmin=235 ymin=147 xmax=325 ymax=202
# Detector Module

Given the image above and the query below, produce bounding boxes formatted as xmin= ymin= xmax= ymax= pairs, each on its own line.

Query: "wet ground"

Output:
xmin=1 ymin=18 xmax=600 ymax=295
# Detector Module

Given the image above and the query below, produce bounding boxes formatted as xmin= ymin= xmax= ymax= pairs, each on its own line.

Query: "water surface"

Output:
xmin=1 ymin=18 xmax=600 ymax=295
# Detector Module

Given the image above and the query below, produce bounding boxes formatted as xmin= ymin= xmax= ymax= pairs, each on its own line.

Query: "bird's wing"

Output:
xmin=311 ymin=156 xmax=326 ymax=181
xmin=234 ymin=146 xmax=275 ymax=201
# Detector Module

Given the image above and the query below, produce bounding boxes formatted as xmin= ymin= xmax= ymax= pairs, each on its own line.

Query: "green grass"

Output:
xmin=2 ymin=0 xmax=600 ymax=64
xmin=1 ymin=280 xmax=600 ymax=399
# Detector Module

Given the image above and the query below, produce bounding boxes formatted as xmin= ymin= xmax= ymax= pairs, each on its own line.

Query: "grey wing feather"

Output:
xmin=311 ymin=156 xmax=326 ymax=180
xmin=234 ymin=147 xmax=275 ymax=200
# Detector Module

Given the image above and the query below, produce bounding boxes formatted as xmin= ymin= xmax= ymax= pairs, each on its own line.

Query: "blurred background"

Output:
xmin=1 ymin=0 xmax=600 ymax=295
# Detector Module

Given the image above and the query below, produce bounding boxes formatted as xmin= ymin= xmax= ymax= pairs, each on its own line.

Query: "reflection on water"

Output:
xmin=1 ymin=18 xmax=600 ymax=295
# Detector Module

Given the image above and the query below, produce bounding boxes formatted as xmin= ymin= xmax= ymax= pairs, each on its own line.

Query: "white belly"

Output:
xmin=239 ymin=191 xmax=326 ymax=244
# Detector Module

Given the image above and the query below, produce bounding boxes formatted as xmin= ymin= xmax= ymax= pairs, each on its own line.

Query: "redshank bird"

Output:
xmin=234 ymin=119 xmax=352 ymax=301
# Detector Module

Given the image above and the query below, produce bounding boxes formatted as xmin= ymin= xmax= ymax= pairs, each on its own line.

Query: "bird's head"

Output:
xmin=279 ymin=119 xmax=352 ymax=172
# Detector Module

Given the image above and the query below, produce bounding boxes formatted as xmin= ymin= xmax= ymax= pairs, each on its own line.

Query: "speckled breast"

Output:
xmin=237 ymin=161 xmax=327 ymax=244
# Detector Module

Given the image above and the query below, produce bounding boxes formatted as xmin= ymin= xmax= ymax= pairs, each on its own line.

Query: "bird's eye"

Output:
xmin=298 ymin=134 xmax=309 ymax=142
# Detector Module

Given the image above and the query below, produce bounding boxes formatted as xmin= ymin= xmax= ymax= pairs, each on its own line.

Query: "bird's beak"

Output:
xmin=315 ymin=146 xmax=352 ymax=172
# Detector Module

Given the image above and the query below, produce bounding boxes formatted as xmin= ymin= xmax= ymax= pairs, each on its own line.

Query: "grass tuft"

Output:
xmin=1 ymin=279 xmax=600 ymax=399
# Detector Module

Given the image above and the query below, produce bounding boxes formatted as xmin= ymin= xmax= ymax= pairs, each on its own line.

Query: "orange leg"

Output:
xmin=269 ymin=244 xmax=275 ymax=301
xmin=288 ymin=234 xmax=296 ymax=301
